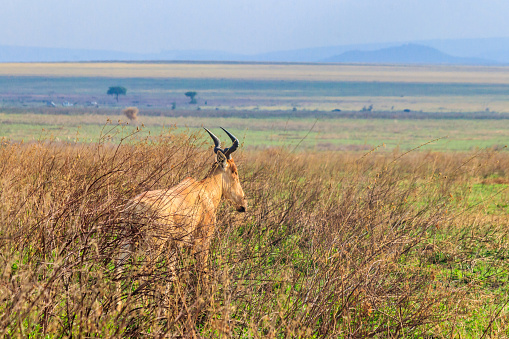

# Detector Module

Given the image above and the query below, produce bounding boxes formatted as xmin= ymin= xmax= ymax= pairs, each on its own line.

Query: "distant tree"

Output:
xmin=185 ymin=91 xmax=197 ymax=104
xmin=107 ymin=86 xmax=127 ymax=102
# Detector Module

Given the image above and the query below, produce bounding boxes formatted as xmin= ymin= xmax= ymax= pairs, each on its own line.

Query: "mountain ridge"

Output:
xmin=1 ymin=37 xmax=509 ymax=64
xmin=321 ymin=43 xmax=497 ymax=65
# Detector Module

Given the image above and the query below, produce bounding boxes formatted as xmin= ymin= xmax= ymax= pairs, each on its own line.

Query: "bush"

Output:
xmin=122 ymin=106 xmax=139 ymax=121
xmin=0 ymin=130 xmax=508 ymax=337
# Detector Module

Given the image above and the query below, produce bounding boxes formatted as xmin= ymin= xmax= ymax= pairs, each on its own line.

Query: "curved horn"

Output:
xmin=204 ymin=127 xmax=222 ymax=154
xmin=221 ymin=127 xmax=239 ymax=159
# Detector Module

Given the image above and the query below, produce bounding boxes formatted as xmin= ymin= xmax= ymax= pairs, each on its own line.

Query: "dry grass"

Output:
xmin=0 ymin=128 xmax=508 ymax=337
xmin=2 ymin=62 xmax=509 ymax=84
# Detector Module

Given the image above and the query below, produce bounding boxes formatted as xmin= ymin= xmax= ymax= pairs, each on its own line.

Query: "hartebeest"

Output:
xmin=117 ymin=127 xmax=247 ymax=285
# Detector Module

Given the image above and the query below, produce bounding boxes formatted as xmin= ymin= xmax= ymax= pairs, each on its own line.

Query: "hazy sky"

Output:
xmin=1 ymin=0 xmax=508 ymax=54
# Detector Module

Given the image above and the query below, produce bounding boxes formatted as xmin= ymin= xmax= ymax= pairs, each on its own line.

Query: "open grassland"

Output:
xmin=1 ymin=112 xmax=508 ymax=151
xmin=0 ymin=130 xmax=508 ymax=337
xmin=2 ymin=63 xmax=509 ymax=112
xmin=1 ymin=62 xmax=509 ymax=337
xmin=3 ymin=62 xmax=509 ymax=84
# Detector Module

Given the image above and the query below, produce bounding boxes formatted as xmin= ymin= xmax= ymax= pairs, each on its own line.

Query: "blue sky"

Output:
xmin=1 ymin=0 xmax=508 ymax=54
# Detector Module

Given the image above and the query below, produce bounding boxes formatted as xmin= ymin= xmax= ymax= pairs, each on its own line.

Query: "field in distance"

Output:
xmin=0 ymin=111 xmax=508 ymax=152
xmin=3 ymin=62 xmax=509 ymax=83
xmin=2 ymin=62 xmax=509 ymax=112
xmin=0 ymin=62 xmax=508 ymax=151
xmin=1 ymin=63 xmax=509 ymax=336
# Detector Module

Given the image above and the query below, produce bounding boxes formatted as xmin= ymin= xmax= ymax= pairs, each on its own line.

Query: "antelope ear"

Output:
xmin=216 ymin=150 xmax=227 ymax=168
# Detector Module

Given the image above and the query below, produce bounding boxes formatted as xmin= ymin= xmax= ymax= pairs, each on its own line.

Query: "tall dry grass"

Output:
xmin=0 ymin=129 xmax=507 ymax=337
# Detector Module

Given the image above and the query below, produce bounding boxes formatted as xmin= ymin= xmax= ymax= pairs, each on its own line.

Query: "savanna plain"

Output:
xmin=0 ymin=63 xmax=508 ymax=337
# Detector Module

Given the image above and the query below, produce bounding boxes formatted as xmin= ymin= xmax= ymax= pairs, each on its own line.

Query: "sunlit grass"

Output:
xmin=0 ymin=131 xmax=508 ymax=336
xmin=2 ymin=62 xmax=509 ymax=84
xmin=1 ymin=112 xmax=508 ymax=151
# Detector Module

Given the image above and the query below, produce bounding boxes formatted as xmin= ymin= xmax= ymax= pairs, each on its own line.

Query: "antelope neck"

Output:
xmin=199 ymin=166 xmax=224 ymax=209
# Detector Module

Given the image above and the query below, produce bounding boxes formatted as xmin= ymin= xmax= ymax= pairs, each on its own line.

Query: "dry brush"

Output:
xmin=0 ymin=130 xmax=507 ymax=337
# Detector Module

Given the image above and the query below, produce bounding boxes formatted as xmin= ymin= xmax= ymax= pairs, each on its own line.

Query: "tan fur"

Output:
xmin=118 ymin=154 xmax=246 ymax=281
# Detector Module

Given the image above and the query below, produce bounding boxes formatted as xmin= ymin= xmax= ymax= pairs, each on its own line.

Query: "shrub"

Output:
xmin=0 ymin=130 xmax=507 ymax=337
xmin=122 ymin=106 xmax=139 ymax=121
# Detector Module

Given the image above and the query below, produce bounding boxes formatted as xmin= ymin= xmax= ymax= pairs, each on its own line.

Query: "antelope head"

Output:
xmin=204 ymin=127 xmax=247 ymax=212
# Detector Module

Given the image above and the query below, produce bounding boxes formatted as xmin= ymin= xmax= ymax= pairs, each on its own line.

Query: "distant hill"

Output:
xmin=247 ymin=43 xmax=395 ymax=62
xmin=321 ymin=43 xmax=497 ymax=65
xmin=1 ymin=38 xmax=508 ymax=64
xmin=421 ymin=37 xmax=509 ymax=63
xmin=0 ymin=45 xmax=145 ymax=62
xmin=253 ymin=38 xmax=509 ymax=64
xmin=0 ymin=45 xmax=248 ymax=63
